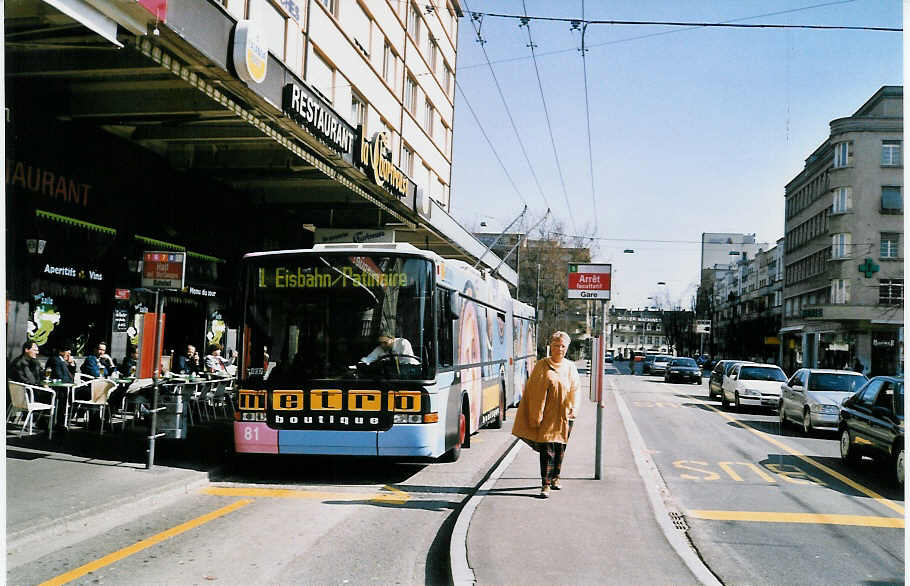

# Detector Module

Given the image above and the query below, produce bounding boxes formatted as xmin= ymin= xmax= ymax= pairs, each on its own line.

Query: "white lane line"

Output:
xmin=449 ymin=440 xmax=523 ymax=586
xmin=610 ymin=376 xmax=723 ymax=586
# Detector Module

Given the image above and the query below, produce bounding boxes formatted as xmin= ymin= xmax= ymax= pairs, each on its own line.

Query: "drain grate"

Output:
xmin=669 ymin=511 xmax=689 ymax=531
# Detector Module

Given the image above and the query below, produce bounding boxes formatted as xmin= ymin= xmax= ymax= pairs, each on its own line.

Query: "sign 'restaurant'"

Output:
xmin=282 ymin=82 xmax=355 ymax=155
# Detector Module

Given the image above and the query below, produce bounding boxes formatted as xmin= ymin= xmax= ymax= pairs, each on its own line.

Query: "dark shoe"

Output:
xmin=550 ymin=478 xmax=561 ymax=490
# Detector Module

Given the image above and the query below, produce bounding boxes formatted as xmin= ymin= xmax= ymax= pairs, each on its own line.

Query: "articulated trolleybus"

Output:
xmin=234 ymin=243 xmax=536 ymax=461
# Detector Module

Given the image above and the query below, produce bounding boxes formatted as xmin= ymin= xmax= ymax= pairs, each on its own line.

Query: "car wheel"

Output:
xmin=802 ymin=408 xmax=813 ymax=435
xmin=840 ymin=428 xmax=860 ymax=465
xmin=894 ymin=444 xmax=904 ymax=488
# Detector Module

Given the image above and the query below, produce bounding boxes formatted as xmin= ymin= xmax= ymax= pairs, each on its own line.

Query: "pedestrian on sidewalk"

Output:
xmin=511 ymin=330 xmax=579 ymax=499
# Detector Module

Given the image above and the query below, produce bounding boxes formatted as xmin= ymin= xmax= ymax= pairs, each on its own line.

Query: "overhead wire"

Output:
xmin=520 ymin=0 xmax=577 ymax=236
xmin=460 ymin=0 xmax=551 ymax=211
xmin=578 ymin=0 xmax=597 ymax=236
xmin=457 ymin=1 xmax=878 ymax=72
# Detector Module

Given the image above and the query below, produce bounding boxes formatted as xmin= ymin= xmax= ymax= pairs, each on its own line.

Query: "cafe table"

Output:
xmin=44 ymin=379 xmax=75 ymax=428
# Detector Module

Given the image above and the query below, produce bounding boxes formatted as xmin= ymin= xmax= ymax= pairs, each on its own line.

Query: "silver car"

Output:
xmin=649 ymin=355 xmax=674 ymax=376
xmin=779 ymin=369 xmax=868 ymax=433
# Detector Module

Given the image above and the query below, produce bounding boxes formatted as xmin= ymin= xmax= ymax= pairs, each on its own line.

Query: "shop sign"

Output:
xmin=113 ymin=308 xmax=130 ymax=333
xmin=314 ymin=228 xmax=395 ymax=244
xmin=7 ymin=159 xmax=92 ymax=207
xmin=801 ymin=308 xmax=823 ymax=318
xmin=233 ymin=20 xmax=268 ymax=84
xmin=764 ymin=336 xmax=780 ymax=345
xmin=187 ymin=286 xmax=217 ymax=297
xmin=114 ymin=288 xmax=131 ymax=300
xmin=42 ymin=263 xmax=103 ymax=281
xmin=282 ymin=82 xmax=355 ymax=156
xmin=873 ymin=338 xmax=896 ymax=348
xmin=354 ymin=128 xmax=416 ymax=208
xmin=28 ymin=293 xmax=60 ymax=347
xmin=141 ymin=251 xmax=186 ymax=289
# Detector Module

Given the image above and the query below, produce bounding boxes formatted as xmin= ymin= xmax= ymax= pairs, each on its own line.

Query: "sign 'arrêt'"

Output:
xmin=567 ymin=263 xmax=612 ymax=300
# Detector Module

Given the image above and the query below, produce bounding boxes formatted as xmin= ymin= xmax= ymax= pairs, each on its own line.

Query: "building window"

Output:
xmin=401 ymin=144 xmax=413 ymax=175
xmin=316 ymin=0 xmax=336 ymax=15
xmin=832 ymin=186 xmax=852 ymax=213
xmin=350 ymin=2 xmax=371 ymax=57
xmin=831 ymin=233 xmax=851 ymax=259
xmin=408 ymin=2 xmax=421 ymax=44
xmin=881 ymin=186 xmax=903 ymax=212
xmin=351 ymin=92 xmax=366 ymax=131
xmin=830 ymin=279 xmax=851 ymax=304
xmin=424 ymin=99 xmax=434 ymax=137
xmin=882 ymin=140 xmax=902 ymax=166
xmin=441 ymin=123 xmax=451 ymax=156
xmin=308 ymin=51 xmax=334 ymax=104
xmin=428 ymin=38 xmax=437 ymax=71
xmin=250 ymin=0 xmax=287 ymax=60
xmin=405 ymin=75 xmax=417 ymax=113
xmin=879 ymin=279 xmax=903 ymax=305
xmin=833 ymin=141 xmax=850 ymax=168
xmin=382 ymin=41 xmax=394 ymax=84
xmin=444 ymin=63 xmax=453 ymax=96
xmin=881 ymin=233 xmax=900 ymax=258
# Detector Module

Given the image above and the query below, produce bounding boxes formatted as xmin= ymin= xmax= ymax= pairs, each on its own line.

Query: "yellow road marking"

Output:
xmin=694 ymin=398 xmax=905 ymax=516
xmin=689 ymin=510 xmax=905 ymax=528
xmin=203 ymin=485 xmax=411 ymax=504
xmin=39 ymin=500 xmax=252 ymax=586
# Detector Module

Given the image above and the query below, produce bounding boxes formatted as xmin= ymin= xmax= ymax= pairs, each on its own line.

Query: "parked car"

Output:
xmin=695 ymin=355 xmax=710 ymax=368
xmin=641 ymin=354 xmax=658 ymax=374
xmin=664 ymin=357 xmax=702 ymax=384
xmin=721 ymin=363 xmax=787 ymax=410
xmin=779 ymin=369 xmax=868 ymax=434
xmin=632 ymin=352 xmax=646 ymax=362
xmin=708 ymin=360 xmax=745 ymax=400
xmin=649 ymin=355 xmax=674 ymax=376
xmin=604 ymin=354 xmax=614 ymax=363
xmin=839 ymin=376 xmax=904 ymax=487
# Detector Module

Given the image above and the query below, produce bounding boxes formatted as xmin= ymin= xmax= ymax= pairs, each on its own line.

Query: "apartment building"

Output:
xmin=780 ymin=86 xmax=903 ymax=376
xmin=608 ymin=308 xmax=669 ymax=358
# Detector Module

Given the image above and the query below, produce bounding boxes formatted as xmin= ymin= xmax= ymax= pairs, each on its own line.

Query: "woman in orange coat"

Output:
xmin=512 ymin=331 xmax=579 ymax=498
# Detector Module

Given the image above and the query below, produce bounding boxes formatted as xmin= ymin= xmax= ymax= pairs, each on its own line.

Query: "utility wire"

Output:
xmin=461 ymin=0 xmax=551 ymax=211
xmin=579 ymin=0 xmax=597 ymax=235
xmin=454 ymin=79 xmax=527 ymax=205
xmin=520 ymin=0 xmax=577 ymax=235
xmin=457 ymin=1 xmax=876 ymax=72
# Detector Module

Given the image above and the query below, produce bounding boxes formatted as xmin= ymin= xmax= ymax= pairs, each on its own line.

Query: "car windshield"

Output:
xmin=738 ymin=366 xmax=787 ymax=382
xmin=724 ymin=362 xmax=741 ymax=375
xmin=655 ymin=356 xmax=672 ymax=363
xmin=808 ymin=373 xmax=867 ymax=393
xmin=671 ymin=358 xmax=697 ymax=367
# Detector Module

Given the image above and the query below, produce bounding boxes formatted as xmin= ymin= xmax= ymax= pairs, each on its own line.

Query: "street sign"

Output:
xmin=696 ymin=319 xmax=711 ymax=334
xmin=141 ymin=251 xmax=186 ymax=289
xmin=567 ymin=263 xmax=612 ymax=300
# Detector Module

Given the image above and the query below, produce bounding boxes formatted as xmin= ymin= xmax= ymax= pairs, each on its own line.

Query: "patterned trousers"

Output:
xmin=538 ymin=420 xmax=574 ymax=486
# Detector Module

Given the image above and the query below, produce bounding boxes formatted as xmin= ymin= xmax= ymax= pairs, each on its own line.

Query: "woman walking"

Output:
xmin=511 ymin=331 xmax=579 ymax=498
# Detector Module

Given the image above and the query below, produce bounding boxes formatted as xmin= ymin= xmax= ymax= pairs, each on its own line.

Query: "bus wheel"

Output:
xmin=440 ymin=411 xmax=466 ymax=463
xmin=489 ymin=389 xmax=505 ymax=429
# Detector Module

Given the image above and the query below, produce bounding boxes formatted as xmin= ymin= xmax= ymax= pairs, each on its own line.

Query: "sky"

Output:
xmin=448 ymin=0 xmax=902 ymax=310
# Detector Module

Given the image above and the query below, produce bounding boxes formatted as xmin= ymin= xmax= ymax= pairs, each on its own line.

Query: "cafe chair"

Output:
xmin=7 ymin=381 xmax=56 ymax=439
xmin=69 ymin=378 xmax=116 ymax=433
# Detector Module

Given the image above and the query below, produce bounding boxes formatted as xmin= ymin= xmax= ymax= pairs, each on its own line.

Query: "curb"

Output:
xmin=7 ymin=468 xmax=212 ymax=568
xmin=449 ymin=439 xmax=523 ymax=586
xmin=609 ymin=376 xmax=722 ymax=586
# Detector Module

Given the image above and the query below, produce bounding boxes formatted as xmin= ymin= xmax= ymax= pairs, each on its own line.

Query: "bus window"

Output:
xmin=436 ymin=287 xmax=454 ymax=367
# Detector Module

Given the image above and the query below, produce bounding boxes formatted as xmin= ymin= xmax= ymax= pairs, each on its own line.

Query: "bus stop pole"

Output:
xmin=147 ymin=290 xmax=163 ymax=470
xmin=594 ymin=299 xmax=605 ymax=480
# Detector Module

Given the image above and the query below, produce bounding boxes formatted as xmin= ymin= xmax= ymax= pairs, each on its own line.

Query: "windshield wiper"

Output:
xmin=317 ymin=256 xmax=378 ymax=304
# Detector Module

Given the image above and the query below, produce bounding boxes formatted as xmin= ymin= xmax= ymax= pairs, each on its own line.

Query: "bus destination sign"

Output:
xmin=567 ymin=263 xmax=612 ymax=299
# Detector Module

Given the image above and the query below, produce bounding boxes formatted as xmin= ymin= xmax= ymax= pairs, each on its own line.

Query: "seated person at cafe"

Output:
xmin=359 ymin=332 xmax=418 ymax=367
xmin=9 ymin=341 xmax=44 ymax=386
xmin=204 ymin=343 xmax=235 ymax=374
xmin=118 ymin=346 xmax=138 ymax=377
xmin=47 ymin=343 xmax=76 ymax=383
xmin=80 ymin=341 xmax=116 ymax=377
xmin=175 ymin=344 xmax=201 ymax=375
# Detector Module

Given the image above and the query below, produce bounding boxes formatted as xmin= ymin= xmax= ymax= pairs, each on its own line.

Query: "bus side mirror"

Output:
xmin=447 ymin=291 xmax=461 ymax=320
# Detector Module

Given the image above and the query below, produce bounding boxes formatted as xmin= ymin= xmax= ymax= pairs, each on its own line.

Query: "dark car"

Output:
xmin=641 ymin=354 xmax=658 ymax=375
xmin=839 ymin=376 xmax=904 ymax=487
xmin=708 ymin=360 xmax=744 ymax=400
xmin=664 ymin=357 xmax=702 ymax=384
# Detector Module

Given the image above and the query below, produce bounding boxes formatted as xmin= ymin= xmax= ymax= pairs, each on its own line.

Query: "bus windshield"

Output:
xmin=242 ymin=253 xmax=434 ymax=384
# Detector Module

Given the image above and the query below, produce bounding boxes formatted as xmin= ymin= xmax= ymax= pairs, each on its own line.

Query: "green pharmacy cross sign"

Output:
xmin=858 ymin=258 xmax=880 ymax=278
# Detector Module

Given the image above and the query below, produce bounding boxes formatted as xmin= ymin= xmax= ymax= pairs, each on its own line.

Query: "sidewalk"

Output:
xmin=462 ymin=362 xmax=709 ymax=585
xmin=5 ymin=422 xmax=230 ymax=568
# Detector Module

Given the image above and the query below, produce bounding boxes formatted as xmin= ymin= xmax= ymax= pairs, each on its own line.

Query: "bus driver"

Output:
xmin=360 ymin=332 xmax=418 ymax=366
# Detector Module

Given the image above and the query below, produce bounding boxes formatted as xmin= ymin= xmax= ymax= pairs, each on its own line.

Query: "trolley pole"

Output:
xmin=147 ymin=290 xmax=166 ymax=470
xmin=594 ymin=299 xmax=606 ymax=479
